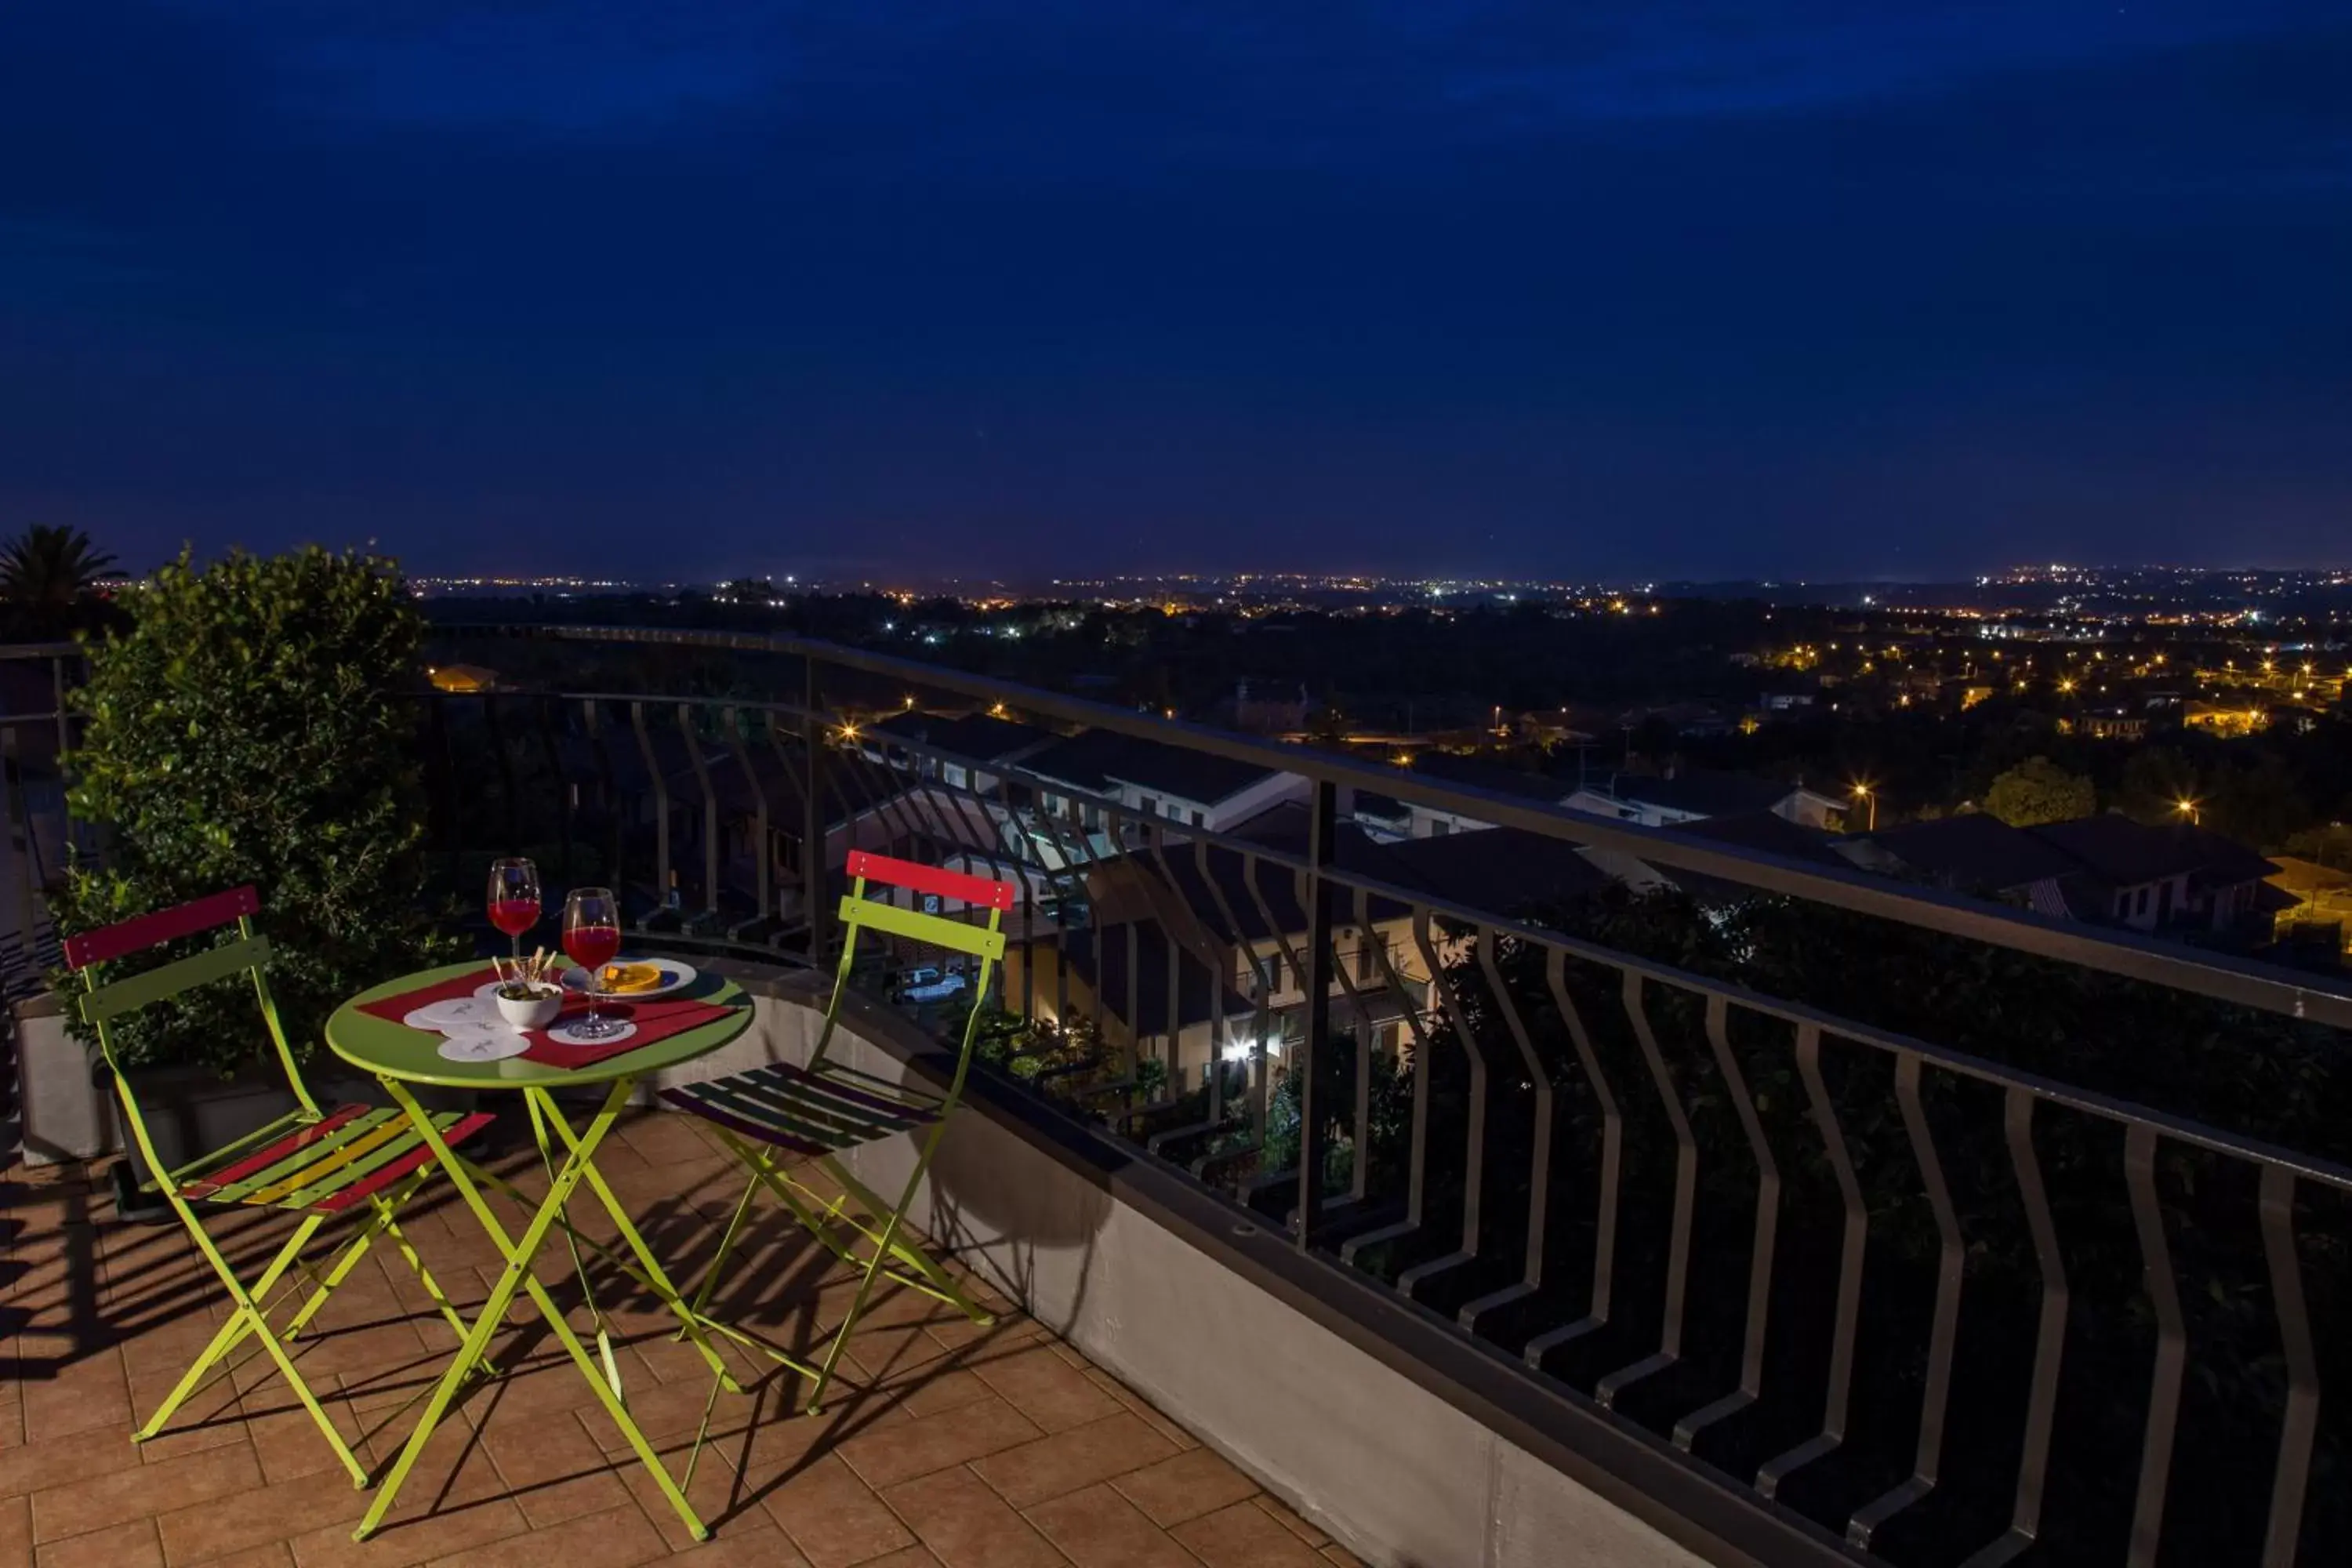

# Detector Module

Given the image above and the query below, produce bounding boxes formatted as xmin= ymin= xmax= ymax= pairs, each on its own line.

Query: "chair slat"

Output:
xmin=839 ymin=896 xmax=1006 ymax=960
xmin=847 ymin=851 xmax=1018 ymax=911
xmin=309 ymin=1112 xmax=495 ymax=1214
xmin=78 ymin=935 xmax=273 ymax=1023
xmin=64 ymin=886 xmax=261 ymax=969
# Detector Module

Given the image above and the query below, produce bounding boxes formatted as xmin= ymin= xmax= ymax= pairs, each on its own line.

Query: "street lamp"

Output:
xmin=1852 ymin=782 xmax=1877 ymax=832
xmin=2175 ymin=797 xmax=2201 ymax=826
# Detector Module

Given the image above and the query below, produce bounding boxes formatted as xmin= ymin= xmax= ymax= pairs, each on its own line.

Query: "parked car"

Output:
xmin=891 ymin=965 xmax=969 ymax=1004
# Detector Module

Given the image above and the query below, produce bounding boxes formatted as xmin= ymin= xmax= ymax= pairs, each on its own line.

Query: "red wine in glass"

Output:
xmin=562 ymin=924 xmax=621 ymax=972
xmin=561 ymin=887 xmax=626 ymax=1039
xmin=486 ymin=858 xmax=540 ymax=964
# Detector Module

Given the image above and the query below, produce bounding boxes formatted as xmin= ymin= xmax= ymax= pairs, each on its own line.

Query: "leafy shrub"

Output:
xmin=54 ymin=547 xmax=459 ymax=1073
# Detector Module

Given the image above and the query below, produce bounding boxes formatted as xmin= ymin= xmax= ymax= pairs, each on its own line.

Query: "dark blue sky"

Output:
xmin=5 ymin=2 xmax=2348 ymax=583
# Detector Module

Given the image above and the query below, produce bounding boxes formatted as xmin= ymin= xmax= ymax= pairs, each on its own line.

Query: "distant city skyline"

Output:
xmin=7 ymin=3 xmax=2350 ymax=580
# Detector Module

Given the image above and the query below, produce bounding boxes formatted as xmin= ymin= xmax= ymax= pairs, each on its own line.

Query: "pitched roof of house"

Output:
xmin=1375 ymin=826 xmax=1613 ymax=913
xmin=1021 ymin=729 xmax=1287 ymax=806
xmin=872 ymin=710 xmax=1054 ymax=763
xmin=1595 ymin=768 xmax=1798 ymax=818
xmin=2030 ymin=815 xmax=2277 ymax=888
xmin=1399 ymin=750 xmax=1573 ymax=804
xmin=1857 ymin=814 xmax=2082 ymax=892
xmin=1675 ymin=810 xmax=1849 ymax=866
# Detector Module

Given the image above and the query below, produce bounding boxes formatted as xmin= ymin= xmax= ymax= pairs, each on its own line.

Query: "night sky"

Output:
xmin=5 ymin=2 xmax=2348 ymax=583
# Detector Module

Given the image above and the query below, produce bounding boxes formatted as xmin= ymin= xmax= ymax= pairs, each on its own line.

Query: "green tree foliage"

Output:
xmin=1984 ymin=754 xmax=2095 ymax=826
xmin=54 ymin=548 xmax=459 ymax=1072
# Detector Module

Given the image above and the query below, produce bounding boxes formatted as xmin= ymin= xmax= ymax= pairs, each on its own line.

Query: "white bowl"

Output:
xmin=494 ymin=988 xmax=564 ymax=1030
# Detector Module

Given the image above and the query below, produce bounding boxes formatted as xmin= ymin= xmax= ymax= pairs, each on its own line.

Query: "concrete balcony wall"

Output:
xmin=662 ymin=964 xmax=1717 ymax=1568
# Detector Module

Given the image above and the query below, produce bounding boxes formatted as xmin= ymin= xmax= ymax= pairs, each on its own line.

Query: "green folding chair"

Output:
xmin=662 ymin=850 xmax=1013 ymax=1412
xmin=66 ymin=886 xmax=493 ymax=1485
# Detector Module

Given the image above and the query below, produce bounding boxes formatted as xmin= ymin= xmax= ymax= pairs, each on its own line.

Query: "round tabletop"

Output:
xmin=325 ymin=960 xmax=754 ymax=1090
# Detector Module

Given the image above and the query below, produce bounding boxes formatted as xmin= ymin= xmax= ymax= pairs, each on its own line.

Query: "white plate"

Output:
xmin=409 ymin=996 xmax=497 ymax=1030
xmin=559 ymin=957 xmax=696 ymax=1000
xmin=436 ymin=1023 xmax=533 ymax=1062
xmin=543 ymin=1018 xmax=637 ymax=1048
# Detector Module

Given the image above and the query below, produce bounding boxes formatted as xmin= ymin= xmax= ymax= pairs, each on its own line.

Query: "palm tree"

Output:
xmin=0 ymin=525 xmax=118 ymax=608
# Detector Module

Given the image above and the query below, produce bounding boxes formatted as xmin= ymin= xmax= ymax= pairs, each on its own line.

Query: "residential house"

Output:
xmin=2030 ymin=815 xmax=2287 ymax=934
xmin=1007 ymin=822 xmax=1425 ymax=1091
xmin=867 ymin=710 xmax=1056 ymax=793
xmin=1565 ymin=765 xmax=1845 ymax=830
xmin=1834 ymin=815 xmax=2082 ymax=917
xmin=1020 ymin=729 xmax=1307 ymax=840
xmin=1391 ymin=752 xmax=1577 ymax=838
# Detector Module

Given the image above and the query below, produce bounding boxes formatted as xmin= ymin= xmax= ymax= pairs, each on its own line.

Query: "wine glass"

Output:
xmin=487 ymin=858 xmax=541 ymax=965
xmin=561 ymin=887 xmax=626 ymax=1039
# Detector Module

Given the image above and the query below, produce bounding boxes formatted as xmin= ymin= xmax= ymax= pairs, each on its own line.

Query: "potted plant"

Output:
xmin=49 ymin=547 xmax=462 ymax=1205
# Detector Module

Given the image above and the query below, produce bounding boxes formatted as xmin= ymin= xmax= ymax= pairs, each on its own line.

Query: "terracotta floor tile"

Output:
xmin=757 ymin=1454 xmax=914 ymax=1568
xmin=22 ymin=1355 xmax=132 ymax=1443
xmin=1250 ymin=1497 xmax=1327 ymax=1550
xmin=1319 ymin=1546 xmax=1365 ymax=1566
xmin=0 ymin=1426 xmax=147 ymax=1501
xmin=967 ymin=1414 xmax=1179 ymax=1509
xmin=891 ymin=1370 xmax=994 ymax=1421
xmin=1171 ymin=1501 xmax=1327 ymax=1568
xmin=474 ymin=1412 xmax=627 ymax=1529
xmin=32 ymin=1516 xmax=164 ymax=1568
xmin=0 ymin=1145 xmax=1274 ymax=1568
xmin=1109 ymin=1449 xmax=1260 ymax=1529
xmin=967 ymin=1350 xmax=1118 ymax=1436
xmin=835 ymin=1400 xmax=1041 ymax=1491
xmin=841 ymin=1548 xmax=943 ymax=1567
xmin=32 ymin=1443 xmax=261 ymax=1544
xmin=1075 ymin=1374 xmax=1196 ymax=1454
xmin=659 ymin=1520 xmax=812 ymax=1566
xmin=155 ymin=1471 xmax=369 ymax=1566
xmin=1023 ymin=1483 xmax=1200 ymax=1568
xmin=876 ymin=1467 xmax=1063 ymax=1568
xmin=415 ymin=1502 xmax=666 ymax=1568
xmin=281 ymin=1492 xmax=530 ymax=1568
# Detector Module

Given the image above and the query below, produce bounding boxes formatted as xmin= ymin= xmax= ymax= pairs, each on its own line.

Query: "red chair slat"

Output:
xmin=309 ymin=1113 xmax=496 ymax=1214
xmin=64 ymin=886 xmax=263 ymax=971
xmin=844 ymin=851 xmax=1018 ymax=910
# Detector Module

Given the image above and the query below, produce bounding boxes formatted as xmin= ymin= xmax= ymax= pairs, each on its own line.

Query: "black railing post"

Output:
xmin=801 ymin=653 xmax=829 ymax=960
xmin=1296 ymin=778 xmax=1337 ymax=1244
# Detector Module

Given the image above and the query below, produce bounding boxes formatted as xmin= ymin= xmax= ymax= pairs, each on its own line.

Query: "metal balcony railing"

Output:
xmin=20 ymin=622 xmax=2351 ymax=1567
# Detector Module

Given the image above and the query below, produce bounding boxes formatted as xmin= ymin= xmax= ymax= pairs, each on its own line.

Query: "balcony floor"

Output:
xmin=3 ymin=1111 xmax=1359 ymax=1567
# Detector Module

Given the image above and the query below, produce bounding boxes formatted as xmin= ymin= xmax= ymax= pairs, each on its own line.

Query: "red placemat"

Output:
xmin=360 ymin=967 xmax=739 ymax=1068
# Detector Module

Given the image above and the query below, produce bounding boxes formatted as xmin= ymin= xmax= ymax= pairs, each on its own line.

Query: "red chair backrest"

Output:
xmin=63 ymin=886 xmax=262 ymax=971
xmin=845 ymin=851 xmax=1018 ymax=911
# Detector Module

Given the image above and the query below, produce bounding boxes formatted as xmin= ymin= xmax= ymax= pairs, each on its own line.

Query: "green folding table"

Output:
xmin=325 ymin=960 xmax=754 ymax=1542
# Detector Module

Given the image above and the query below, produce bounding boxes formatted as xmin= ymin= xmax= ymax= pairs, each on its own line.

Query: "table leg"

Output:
xmin=529 ymin=1087 xmax=746 ymax=1394
xmin=356 ymin=1076 xmax=713 ymax=1544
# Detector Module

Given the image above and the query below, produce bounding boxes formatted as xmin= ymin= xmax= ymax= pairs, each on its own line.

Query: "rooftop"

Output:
xmin=1583 ymin=767 xmax=1801 ymax=818
xmin=1848 ymin=812 xmax=2084 ymax=892
xmin=2030 ymin=813 xmax=2278 ymax=887
xmin=1021 ymin=729 xmax=1286 ymax=808
xmin=872 ymin=709 xmax=1055 ymax=764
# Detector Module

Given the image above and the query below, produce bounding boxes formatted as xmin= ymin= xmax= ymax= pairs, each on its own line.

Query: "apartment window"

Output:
xmin=1432 ymin=818 xmax=1452 ymax=837
xmin=1355 ymin=935 xmax=1377 ymax=982
xmin=1190 ymin=808 xmax=1205 ymax=826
